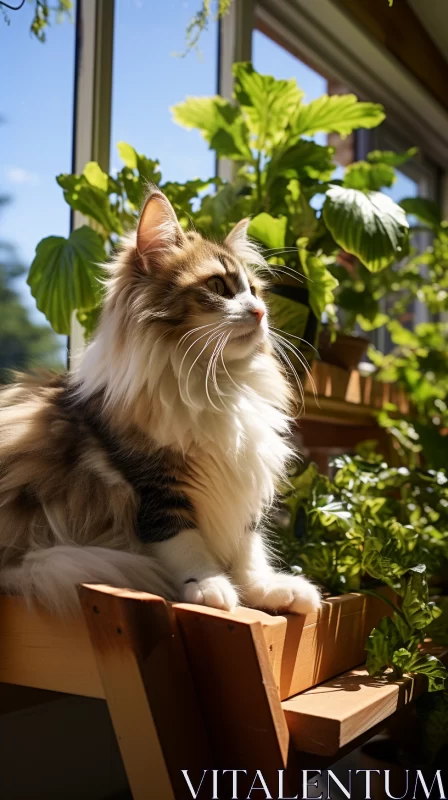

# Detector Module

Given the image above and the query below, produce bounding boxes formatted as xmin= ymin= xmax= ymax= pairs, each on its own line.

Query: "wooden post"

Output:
xmin=79 ymin=585 xmax=212 ymax=800
xmin=174 ymin=603 xmax=301 ymax=797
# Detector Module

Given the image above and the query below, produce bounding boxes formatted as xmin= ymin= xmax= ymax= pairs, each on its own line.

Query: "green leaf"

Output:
xmin=172 ymin=96 xmax=252 ymax=160
xmin=117 ymin=141 xmax=138 ymax=169
xmin=286 ymin=180 xmax=318 ymax=238
xmin=83 ymin=161 xmax=108 ymax=193
xmin=248 ymin=213 xmax=286 ymax=250
xmin=343 ymin=161 xmax=396 ymax=191
xmin=57 ymin=173 xmax=122 ymax=237
xmin=400 ymin=197 xmax=442 ymax=230
xmin=27 ymin=227 xmax=106 ymax=334
xmin=293 ymin=94 xmax=385 ymax=138
xmin=299 ymin=250 xmax=338 ymax=319
xmin=402 ymin=565 xmax=433 ymax=631
xmin=323 ymin=185 xmax=409 ymax=272
xmin=274 ymin=140 xmax=336 ymax=182
xmin=367 ymin=147 xmax=418 ymax=167
xmin=405 ymin=653 xmax=447 ymax=692
xmin=233 ymin=62 xmax=304 ymax=151
xmin=366 ymin=616 xmax=402 ymax=675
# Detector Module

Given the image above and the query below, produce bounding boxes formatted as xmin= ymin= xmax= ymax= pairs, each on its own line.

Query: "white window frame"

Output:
xmin=69 ymin=0 xmax=115 ymax=368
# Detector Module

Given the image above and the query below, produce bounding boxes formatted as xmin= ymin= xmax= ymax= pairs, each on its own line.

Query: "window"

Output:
xmin=110 ymin=0 xmax=218 ymax=183
xmin=0 ymin=3 xmax=75 ymax=376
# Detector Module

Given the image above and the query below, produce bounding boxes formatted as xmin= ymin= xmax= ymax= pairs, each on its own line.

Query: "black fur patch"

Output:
xmin=58 ymin=383 xmax=196 ymax=544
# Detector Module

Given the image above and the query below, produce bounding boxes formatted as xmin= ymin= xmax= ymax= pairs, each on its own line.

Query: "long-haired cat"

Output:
xmin=0 ymin=190 xmax=321 ymax=616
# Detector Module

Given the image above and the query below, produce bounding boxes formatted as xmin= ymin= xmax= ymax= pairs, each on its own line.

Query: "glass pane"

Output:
xmin=1 ymin=5 xmax=74 ymax=376
xmin=111 ymin=0 xmax=218 ymax=183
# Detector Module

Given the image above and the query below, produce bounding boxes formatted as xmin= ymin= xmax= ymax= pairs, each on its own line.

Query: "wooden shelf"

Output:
xmin=303 ymin=361 xmax=409 ymax=426
xmin=283 ymin=655 xmax=447 ymax=757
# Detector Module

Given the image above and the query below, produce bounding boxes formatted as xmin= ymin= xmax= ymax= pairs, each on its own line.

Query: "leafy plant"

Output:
xmin=29 ymin=62 xmax=409 ymax=348
xmin=274 ymin=453 xmax=448 ymax=693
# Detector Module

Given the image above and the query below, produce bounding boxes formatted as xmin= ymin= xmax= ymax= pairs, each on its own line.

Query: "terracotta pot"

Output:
xmin=318 ymin=330 xmax=370 ymax=371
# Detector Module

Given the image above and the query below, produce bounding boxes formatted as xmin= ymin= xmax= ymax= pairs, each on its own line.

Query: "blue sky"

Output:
xmin=1 ymin=1 xmax=409 ymax=334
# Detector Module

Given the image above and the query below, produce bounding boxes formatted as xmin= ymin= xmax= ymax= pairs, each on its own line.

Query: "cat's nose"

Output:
xmin=251 ymin=306 xmax=265 ymax=324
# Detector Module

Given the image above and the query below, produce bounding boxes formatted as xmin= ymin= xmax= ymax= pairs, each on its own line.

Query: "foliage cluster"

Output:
xmin=276 ymin=453 xmax=448 ymax=695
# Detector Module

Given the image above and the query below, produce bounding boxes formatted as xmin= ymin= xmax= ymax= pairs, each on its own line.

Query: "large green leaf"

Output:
xmin=27 ymin=227 xmax=107 ymax=334
xmin=233 ymin=62 xmax=304 ymax=151
xmin=248 ymin=213 xmax=286 ymax=250
xmin=293 ymin=94 xmax=385 ymax=138
xmin=400 ymin=197 xmax=442 ymax=230
xmin=323 ymin=185 xmax=409 ymax=272
xmin=171 ymin=96 xmax=252 ymax=160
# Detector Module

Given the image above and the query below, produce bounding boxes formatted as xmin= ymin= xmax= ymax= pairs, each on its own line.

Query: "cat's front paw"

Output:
xmin=242 ymin=573 xmax=321 ymax=615
xmin=182 ymin=575 xmax=238 ymax=612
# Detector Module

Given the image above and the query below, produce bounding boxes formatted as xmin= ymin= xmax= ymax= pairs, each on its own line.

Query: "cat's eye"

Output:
xmin=207 ymin=276 xmax=227 ymax=296
xmin=250 ymin=285 xmax=257 ymax=297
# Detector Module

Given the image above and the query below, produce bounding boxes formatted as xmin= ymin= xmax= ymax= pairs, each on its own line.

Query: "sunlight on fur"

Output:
xmin=0 ymin=190 xmax=321 ymax=616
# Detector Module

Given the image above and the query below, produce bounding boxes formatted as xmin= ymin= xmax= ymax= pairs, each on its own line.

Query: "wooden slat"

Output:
xmin=0 ymin=594 xmax=103 ymax=698
xmin=80 ymin=584 xmax=212 ymax=800
xmin=333 ymin=0 xmax=448 ymax=112
xmin=174 ymin=602 xmax=301 ymax=797
xmin=283 ymin=662 xmax=439 ymax=757
xmin=174 ymin=590 xmax=391 ymax=702
xmin=0 ymin=586 xmax=390 ymax=706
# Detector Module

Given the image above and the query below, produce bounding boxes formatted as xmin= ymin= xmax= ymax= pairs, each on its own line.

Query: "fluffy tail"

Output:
xmin=0 ymin=546 xmax=177 ymax=615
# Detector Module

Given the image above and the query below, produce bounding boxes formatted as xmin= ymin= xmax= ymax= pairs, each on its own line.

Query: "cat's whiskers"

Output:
xmin=270 ymin=338 xmax=305 ymax=415
xmin=210 ymin=331 xmax=233 ymax=411
xmin=270 ymin=326 xmax=319 ymax=355
xmin=176 ymin=321 xmax=219 ymax=352
xmin=205 ymin=332 xmax=227 ymax=412
xmin=270 ymin=330 xmax=317 ymax=402
xmin=183 ymin=326 xmax=229 ymax=409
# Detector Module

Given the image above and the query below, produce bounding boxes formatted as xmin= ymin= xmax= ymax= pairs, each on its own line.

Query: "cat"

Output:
xmin=0 ymin=189 xmax=321 ymax=616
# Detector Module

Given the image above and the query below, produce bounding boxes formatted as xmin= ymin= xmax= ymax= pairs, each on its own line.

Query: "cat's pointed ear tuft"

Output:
xmin=136 ymin=190 xmax=186 ymax=270
xmin=225 ymin=218 xmax=251 ymax=251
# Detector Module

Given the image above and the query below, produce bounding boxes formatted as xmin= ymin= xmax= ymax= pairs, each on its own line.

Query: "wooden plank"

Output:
xmin=303 ymin=394 xmax=376 ymax=426
xmin=0 ymin=594 xmax=103 ymax=698
xmin=174 ymin=602 xmax=301 ymax=797
xmin=333 ymin=0 xmax=448 ymax=113
xmin=283 ymin=661 xmax=441 ymax=757
xmin=80 ymin=584 xmax=212 ymax=800
xmin=174 ymin=590 xmax=392 ymax=702
xmin=267 ymin=591 xmax=392 ymax=700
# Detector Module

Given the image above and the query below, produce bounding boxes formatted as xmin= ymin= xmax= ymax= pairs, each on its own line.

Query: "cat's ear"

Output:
xmin=136 ymin=190 xmax=185 ymax=270
xmin=224 ymin=218 xmax=251 ymax=251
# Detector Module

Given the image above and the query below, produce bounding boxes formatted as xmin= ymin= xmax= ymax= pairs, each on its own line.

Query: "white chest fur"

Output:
xmin=183 ymin=391 xmax=292 ymax=566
